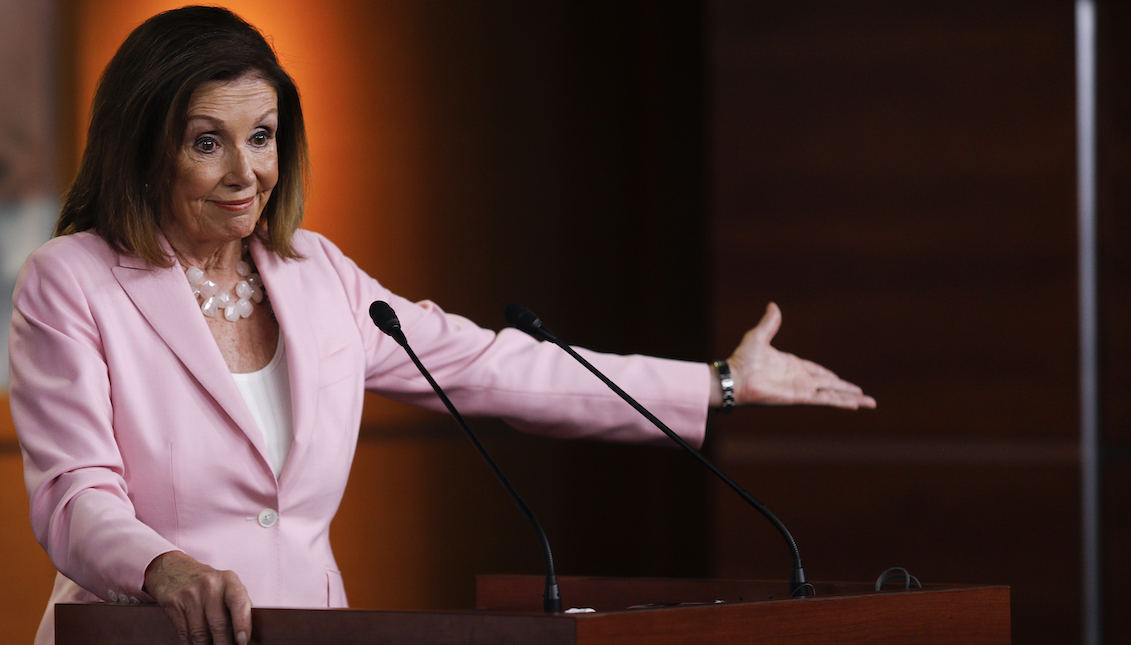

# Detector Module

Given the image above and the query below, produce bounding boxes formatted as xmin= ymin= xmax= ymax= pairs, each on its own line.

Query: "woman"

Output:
xmin=9 ymin=7 xmax=874 ymax=645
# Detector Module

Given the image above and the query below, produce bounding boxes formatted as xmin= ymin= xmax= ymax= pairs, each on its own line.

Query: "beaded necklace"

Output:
xmin=183 ymin=243 xmax=267 ymax=322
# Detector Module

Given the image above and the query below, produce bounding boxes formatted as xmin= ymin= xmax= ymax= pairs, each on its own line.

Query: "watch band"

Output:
xmin=712 ymin=359 xmax=735 ymax=414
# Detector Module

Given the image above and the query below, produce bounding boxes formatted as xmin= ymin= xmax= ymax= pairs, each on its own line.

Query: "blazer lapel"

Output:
xmin=249 ymin=238 xmax=318 ymax=484
xmin=111 ymin=247 xmax=273 ymax=474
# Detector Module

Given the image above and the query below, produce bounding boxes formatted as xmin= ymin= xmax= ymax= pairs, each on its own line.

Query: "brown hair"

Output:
xmin=56 ymin=5 xmax=309 ymax=266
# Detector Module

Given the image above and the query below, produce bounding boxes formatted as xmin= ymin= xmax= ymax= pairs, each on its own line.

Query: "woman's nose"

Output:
xmin=225 ymin=147 xmax=255 ymax=186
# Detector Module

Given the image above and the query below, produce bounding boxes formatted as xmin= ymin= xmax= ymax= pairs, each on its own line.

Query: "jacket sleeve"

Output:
xmin=9 ymin=243 xmax=179 ymax=604
xmin=309 ymin=232 xmax=711 ymax=447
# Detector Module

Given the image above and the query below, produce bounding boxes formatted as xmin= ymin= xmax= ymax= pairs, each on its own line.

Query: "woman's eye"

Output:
xmin=251 ymin=130 xmax=273 ymax=146
xmin=194 ymin=136 xmax=218 ymax=153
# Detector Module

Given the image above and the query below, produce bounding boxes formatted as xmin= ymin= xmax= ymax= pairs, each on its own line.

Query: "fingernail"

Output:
xmin=237 ymin=631 xmax=248 ymax=644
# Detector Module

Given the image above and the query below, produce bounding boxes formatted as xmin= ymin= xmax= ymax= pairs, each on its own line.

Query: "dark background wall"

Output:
xmin=328 ymin=0 xmax=716 ymax=607
xmin=1 ymin=1 xmax=1126 ymax=644
xmin=706 ymin=3 xmax=1128 ymax=644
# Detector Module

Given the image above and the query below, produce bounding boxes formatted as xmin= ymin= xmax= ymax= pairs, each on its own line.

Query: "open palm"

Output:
xmin=726 ymin=303 xmax=876 ymax=410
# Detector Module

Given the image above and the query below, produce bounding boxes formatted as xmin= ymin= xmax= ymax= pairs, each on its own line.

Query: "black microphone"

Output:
xmin=504 ymin=303 xmax=813 ymax=598
xmin=369 ymin=301 xmax=563 ymax=612
xmin=369 ymin=300 xmax=407 ymax=344
xmin=503 ymin=303 xmax=558 ymax=342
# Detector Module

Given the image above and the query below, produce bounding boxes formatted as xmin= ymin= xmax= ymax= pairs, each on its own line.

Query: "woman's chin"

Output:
xmin=222 ymin=211 xmax=264 ymax=240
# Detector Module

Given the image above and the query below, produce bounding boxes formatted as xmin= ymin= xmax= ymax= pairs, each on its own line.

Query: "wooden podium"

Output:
xmin=56 ymin=576 xmax=1010 ymax=644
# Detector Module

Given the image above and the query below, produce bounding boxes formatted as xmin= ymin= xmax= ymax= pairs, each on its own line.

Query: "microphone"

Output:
xmin=503 ymin=303 xmax=558 ymax=342
xmin=504 ymin=303 xmax=813 ymax=598
xmin=370 ymin=300 xmax=407 ymax=344
xmin=368 ymin=301 xmax=563 ymax=613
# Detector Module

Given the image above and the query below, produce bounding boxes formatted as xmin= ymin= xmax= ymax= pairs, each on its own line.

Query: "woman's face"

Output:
xmin=166 ymin=73 xmax=279 ymax=254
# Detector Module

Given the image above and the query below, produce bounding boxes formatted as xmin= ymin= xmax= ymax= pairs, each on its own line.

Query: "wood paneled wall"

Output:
xmin=706 ymin=2 xmax=1128 ymax=644
xmin=1096 ymin=3 xmax=1131 ymax=642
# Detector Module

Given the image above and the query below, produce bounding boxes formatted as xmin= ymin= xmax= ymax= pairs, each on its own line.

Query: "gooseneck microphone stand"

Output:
xmin=505 ymin=303 xmax=812 ymax=598
xmin=370 ymin=301 xmax=562 ymax=612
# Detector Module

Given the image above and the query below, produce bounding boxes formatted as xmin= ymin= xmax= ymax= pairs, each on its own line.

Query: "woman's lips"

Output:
xmin=211 ymin=196 xmax=256 ymax=212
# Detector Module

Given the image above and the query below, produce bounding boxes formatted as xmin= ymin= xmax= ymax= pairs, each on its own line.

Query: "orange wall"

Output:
xmin=1 ymin=394 xmax=56 ymax=644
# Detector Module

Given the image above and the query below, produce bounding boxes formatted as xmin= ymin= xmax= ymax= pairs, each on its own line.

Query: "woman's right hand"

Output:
xmin=143 ymin=551 xmax=252 ymax=645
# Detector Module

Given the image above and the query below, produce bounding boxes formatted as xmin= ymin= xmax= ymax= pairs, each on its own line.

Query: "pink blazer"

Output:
xmin=10 ymin=230 xmax=708 ymax=643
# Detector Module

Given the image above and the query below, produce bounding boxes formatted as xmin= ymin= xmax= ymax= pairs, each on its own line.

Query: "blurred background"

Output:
xmin=1 ymin=1 xmax=1127 ymax=644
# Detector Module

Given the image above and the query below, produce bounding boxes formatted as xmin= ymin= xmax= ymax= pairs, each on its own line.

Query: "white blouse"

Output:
xmin=231 ymin=335 xmax=294 ymax=478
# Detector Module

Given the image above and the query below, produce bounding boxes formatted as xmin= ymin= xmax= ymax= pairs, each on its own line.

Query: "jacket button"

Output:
xmin=257 ymin=508 xmax=278 ymax=528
